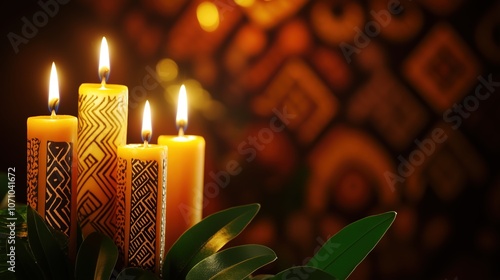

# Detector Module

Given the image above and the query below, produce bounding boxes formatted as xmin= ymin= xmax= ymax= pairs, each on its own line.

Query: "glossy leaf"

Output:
xmin=116 ymin=267 xmax=159 ymax=280
xmin=249 ymin=275 xmax=274 ymax=280
xmin=75 ymin=232 xmax=118 ymax=280
xmin=307 ymin=211 xmax=397 ymax=280
xmin=186 ymin=245 xmax=277 ymax=280
xmin=27 ymin=206 xmax=70 ymax=280
xmin=271 ymin=266 xmax=337 ymax=280
xmin=164 ymin=203 xmax=260 ymax=279
xmin=15 ymin=238 xmax=45 ymax=280
xmin=0 ymin=206 xmax=29 ymax=278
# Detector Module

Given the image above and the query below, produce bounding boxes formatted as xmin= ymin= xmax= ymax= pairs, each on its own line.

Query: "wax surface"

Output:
xmin=157 ymin=135 xmax=205 ymax=251
xmin=27 ymin=114 xmax=78 ymax=259
xmin=116 ymin=144 xmax=167 ymax=276
xmin=77 ymin=83 xmax=128 ymax=237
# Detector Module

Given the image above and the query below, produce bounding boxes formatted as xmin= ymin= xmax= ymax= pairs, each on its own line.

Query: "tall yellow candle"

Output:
xmin=115 ymin=101 xmax=167 ymax=276
xmin=158 ymin=85 xmax=205 ymax=252
xmin=27 ymin=62 xmax=78 ymax=260
xmin=77 ymin=37 xmax=128 ymax=237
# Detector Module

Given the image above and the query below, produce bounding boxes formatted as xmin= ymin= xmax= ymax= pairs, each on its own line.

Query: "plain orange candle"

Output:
xmin=116 ymin=101 xmax=167 ymax=276
xmin=27 ymin=62 xmax=78 ymax=260
xmin=77 ymin=37 xmax=128 ymax=238
xmin=158 ymin=85 xmax=205 ymax=252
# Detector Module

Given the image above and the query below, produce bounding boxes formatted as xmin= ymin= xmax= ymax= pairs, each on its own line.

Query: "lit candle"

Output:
xmin=27 ymin=62 xmax=78 ymax=260
xmin=116 ymin=101 xmax=167 ymax=276
xmin=77 ymin=37 xmax=128 ymax=238
xmin=158 ymin=84 xmax=205 ymax=252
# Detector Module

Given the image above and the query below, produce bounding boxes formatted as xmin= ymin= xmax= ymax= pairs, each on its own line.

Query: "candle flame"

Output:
xmin=99 ymin=37 xmax=110 ymax=83
xmin=176 ymin=84 xmax=188 ymax=135
xmin=142 ymin=100 xmax=152 ymax=144
xmin=48 ymin=62 xmax=59 ymax=115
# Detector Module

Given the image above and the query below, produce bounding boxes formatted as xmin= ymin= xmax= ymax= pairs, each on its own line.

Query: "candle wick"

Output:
xmin=144 ymin=140 xmax=149 ymax=147
xmin=179 ymin=127 xmax=184 ymax=137
xmin=99 ymin=67 xmax=109 ymax=88
xmin=51 ymin=109 xmax=56 ymax=117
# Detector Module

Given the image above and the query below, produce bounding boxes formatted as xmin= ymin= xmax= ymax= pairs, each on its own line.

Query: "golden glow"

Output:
xmin=48 ymin=62 xmax=59 ymax=114
xmin=235 ymin=0 xmax=255 ymax=7
xmin=142 ymin=100 xmax=152 ymax=143
xmin=196 ymin=2 xmax=219 ymax=32
xmin=176 ymin=85 xmax=188 ymax=134
xmin=99 ymin=37 xmax=110 ymax=82
xmin=156 ymin=58 xmax=178 ymax=82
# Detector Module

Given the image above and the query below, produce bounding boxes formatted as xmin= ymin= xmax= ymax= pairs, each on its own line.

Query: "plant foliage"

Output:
xmin=0 ymin=204 xmax=396 ymax=280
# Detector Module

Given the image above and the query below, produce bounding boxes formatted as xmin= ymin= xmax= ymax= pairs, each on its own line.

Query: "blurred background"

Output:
xmin=1 ymin=0 xmax=499 ymax=279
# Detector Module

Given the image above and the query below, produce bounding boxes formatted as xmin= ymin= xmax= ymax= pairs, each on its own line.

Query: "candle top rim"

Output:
xmin=158 ymin=135 xmax=205 ymax=142
xmin=79 ymin=83 xmax=128 ymax=90
xmin=27 ymin=115 xmax=77 ymax=120
xmin=119 ymin=143 xmax=168 ymax=150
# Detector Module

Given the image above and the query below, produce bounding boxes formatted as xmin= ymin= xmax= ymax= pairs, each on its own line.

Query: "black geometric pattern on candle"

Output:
xmin=77 ymin=93 xmax=127 ymax=237
xmin=129 ymin=158 xmax=158 ymax=272
xmin=27 ymin=138 xmax=41 ymax=210
xmin=115 ymin=157 xmax=127 ymax=265
xmin=45 ymin=141 xmax=73 ymax=237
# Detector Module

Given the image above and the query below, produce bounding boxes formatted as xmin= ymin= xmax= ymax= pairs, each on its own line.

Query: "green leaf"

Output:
xmin=186 ymin=245 xmax=277 ymax=280
xmin=271 ymin=266 xmax=337 ymax=280
xmin=249 ymin=274 xmax=274 ymax=280
xmin=307 ymin=211 xmax=397 ymax=280
xmin=15 ymin=238 xmax=45 ymax=280
xmin=27 ymin=206 xmax=71 ymax=280
xmin=75 ymin=232 xmax=118 ymax=280
xmin=116 ymin=267 xmax=159 ymax=280
xmin=164 ymin=203 xmax=260 ymax=279
xmin=16 ymin=205 xmax=29 ymax=223
xmin=0 ymin=205 xmax=29 ymax=278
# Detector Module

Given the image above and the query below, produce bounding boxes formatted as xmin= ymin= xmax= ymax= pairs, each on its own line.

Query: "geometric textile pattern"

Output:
xmin=129 ymin=158 xmax=159 ymax=273
xmin=242 ymin=0 xmax=308 ymax=29
xmin=309 ymin=1 xmax=365 ymax=45
xmin=27 ymin=138 xmax=40 ymax=209
xmin=348 ymin=70 xmax=429 ymax=151
xmin=475 ymin=2 xmax=500 ymax=64
xmin=403 ymin=22 xmax=480 ymax=112
xmin=252 ymin=58 xmax=339 ymax=145
xmin=370 ymin=0 xmax=424 ymax=43
xmin=77 ymin=93 xmax=127 ymax=237
xmin=45 ymin=141 xmax=73 ymax=237
xmin=115 ymin=157 xmax=127 ymax=265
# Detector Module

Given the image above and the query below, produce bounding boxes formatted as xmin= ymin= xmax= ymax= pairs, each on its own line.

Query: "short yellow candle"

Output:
xmin=77 ymin=37 xmax=128 ymax=238
xmin=27 ymin=62 xmax=78 ymax=260
xmin=158 ymin=85 xmax=205 ymax=252
xmin=115 ymin=101 xmax=167 ymax=276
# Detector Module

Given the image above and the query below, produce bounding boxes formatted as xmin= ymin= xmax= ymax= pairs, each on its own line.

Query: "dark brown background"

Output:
xmin=1 ymin=0 xmax=499 ymax=279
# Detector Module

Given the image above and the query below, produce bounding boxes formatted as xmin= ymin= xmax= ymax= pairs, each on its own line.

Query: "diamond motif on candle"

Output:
xmin=45 ymin=141 xmax=73 ymax=236
xmin=77 ymin=93 xmax=127 ymax=237
xmin=129 ymin=158 xmax=159 ymax=272
xmin=27 ymin=138 xmax=41 ymax=209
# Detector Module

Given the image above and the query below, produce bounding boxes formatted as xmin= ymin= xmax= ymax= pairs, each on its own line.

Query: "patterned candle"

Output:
xmin=77 ymin=37 xmax=128 ymax=237
xmin=27 ymin=62 xmax=78 ymax=260
xmin=115 ymin=101 xmax=167 ymax=276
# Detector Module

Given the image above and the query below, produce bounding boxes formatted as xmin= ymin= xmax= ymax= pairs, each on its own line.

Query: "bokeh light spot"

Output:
xmin=197 ymin=2 xmax=219 ymax=32
xmin=156 ymin=58 xmax=178 ymax=82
